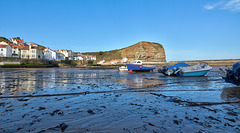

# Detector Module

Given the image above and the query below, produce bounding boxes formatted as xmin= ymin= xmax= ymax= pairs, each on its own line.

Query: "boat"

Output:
xmin=118 ymin=66 xmax=128 ymax=72
xmin=219 ymin=62 xmax=240 ymax=86
xmin=158 ymin=62 xmax=189 ymax=76
xmin=174 ymin=63 xmax=212 ymax=77
xmin=126 ymin=60 xmax=156 ymax=72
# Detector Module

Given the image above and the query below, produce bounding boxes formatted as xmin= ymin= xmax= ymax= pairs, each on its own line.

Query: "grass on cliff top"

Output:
xmin=82 ymin=49 xmax=122 ymax=61
xmin=151 ymin=42 xmax=164 ymax=50
xmin=80 ymin=41 xmax=164 ymax=61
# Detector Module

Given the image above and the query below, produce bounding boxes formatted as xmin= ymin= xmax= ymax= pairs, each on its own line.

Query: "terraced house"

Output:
xmin=20 ymin=44 xmax=44 ymax=59
xmin=12 ymin=45 xmax=25 ymax=58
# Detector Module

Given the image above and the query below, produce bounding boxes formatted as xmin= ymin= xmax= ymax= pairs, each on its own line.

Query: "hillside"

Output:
xmin=0 ymin=37 xmax=10 ymax=44
xmin=82 ymin=41 xmax=166 ymax=62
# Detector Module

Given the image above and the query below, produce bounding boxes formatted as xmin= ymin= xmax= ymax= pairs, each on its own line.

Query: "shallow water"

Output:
xmin=0 ymin=68 xmax=240 ymax=132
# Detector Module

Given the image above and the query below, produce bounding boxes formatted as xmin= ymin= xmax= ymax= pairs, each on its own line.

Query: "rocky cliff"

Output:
xmin=83 ymin=41 xmax=166 ymax=62
xmin=119 ymin=41 xmax=166 ymax=62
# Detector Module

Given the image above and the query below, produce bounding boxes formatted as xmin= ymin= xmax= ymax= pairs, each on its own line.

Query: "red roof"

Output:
xmin=20 ymin=46 xmax=29 ymax=50
xmin=12 ymin=45 xmax=25 ymax=49
xmin=0 ymin=45 xmax=8 ymax=48
xmin=12 ymin=37 xmax=24 ymax=43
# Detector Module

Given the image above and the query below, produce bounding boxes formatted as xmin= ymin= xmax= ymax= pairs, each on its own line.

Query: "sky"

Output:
xmin=0 ymin=0 xmax=240 ymax=61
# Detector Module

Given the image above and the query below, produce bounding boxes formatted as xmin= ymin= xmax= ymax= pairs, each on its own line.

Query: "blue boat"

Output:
xmin=158 ymin=62 xmax=189 ymax=76
xmin=126 ymin=60 xmax=156 ymax=72
xmin=175 ymin=63 xmax=212 ymax=77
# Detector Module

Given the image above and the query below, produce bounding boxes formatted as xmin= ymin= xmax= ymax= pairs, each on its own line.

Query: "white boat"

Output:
xmin=175 ymin=63 xmax=212 ymax=77
xmin=119 ymin=66 xmax=128 ymax=72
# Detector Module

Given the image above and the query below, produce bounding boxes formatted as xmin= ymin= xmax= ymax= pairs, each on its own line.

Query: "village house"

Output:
xmin=74 ymin=53 xmax=84 ymax=60
xmin=81 ymin=55 xmax=97 ymax=61
xmin=97 ymin=60 xmax=105 ymax=64
xmin=88 ymin=55 xmax=96 ymax=61
xmin=59 ymin=49 xmax=74 ymax=60
xmin=110 ymin=59 xmax=117 ymax=65
xmin=11 ymin=37 xmax=24 ymax=45
xmin=55 ymin=50 xmax=65 ymax=60
xmin=20 ymin=44 xmax=44 ymax=59
xmin=122 ymin=57 xmax=128 ymax=63
xmin=43 ymin=48 xmax=56 ymax=61
xmin=12 ymin=45 xmax=25 ymax=58
xmin=20 ymin=46 xmax=30 ymax=59
xmin=115 ymin=59 xmax=122 ymax=63
xmin=0 ymin=42 xmax=12 ymax=57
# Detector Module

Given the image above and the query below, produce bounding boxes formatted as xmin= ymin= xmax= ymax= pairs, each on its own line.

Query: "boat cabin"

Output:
xmin=133 ymin=60 xmax=142 ymax=65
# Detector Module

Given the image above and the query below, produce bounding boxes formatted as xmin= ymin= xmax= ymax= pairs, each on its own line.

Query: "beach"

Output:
xmin=0 ymin=68 xmax=240 ymax=132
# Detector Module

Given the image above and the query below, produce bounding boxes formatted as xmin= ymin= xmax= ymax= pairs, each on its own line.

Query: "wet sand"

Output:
xmin=0 ymin=68 xmax=240 ymax=132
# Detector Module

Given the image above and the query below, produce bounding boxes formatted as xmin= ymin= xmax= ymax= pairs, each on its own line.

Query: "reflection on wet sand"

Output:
xmin=117 ymin=77 xmax=163 ymax=89
xmin=1 ymin=68 xmax=240 ymax=133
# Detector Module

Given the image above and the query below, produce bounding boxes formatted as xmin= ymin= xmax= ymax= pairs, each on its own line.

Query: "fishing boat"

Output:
xmin=175 ymin=63 xmax=212 ymax=77
xmin=118 ymin=66 xmax=128 ymax=72
xmin=126 ymin=60 xmax=156 ymax=72
xmin=158 ymin=62 xmax=189 ymax=76
xmin=219 ymin=62 xmax=240 ymax=86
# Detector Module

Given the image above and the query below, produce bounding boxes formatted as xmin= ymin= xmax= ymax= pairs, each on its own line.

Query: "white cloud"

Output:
xmin=222 ymin=0 xmax=240 ymax=11
xmin=203 ymin=0 xmax=240 ymax=12
xmin=203 ymin=2 xmax=223 ymax=10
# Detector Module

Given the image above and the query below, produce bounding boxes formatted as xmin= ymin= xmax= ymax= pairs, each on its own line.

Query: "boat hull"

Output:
xmin=126 ymin=64 xmax=156 ymax=72
xmin=177 ymin=70 xmax=210 ymax=77
xmin=119 ymin=67 xmax=128 ymax=72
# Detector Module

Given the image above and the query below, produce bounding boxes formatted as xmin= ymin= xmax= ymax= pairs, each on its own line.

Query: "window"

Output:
xmin=23 ymin=50 xmax=26 ymax=53
xmin=32 ymin=50 xmax=35 ymax=53
xmin=22 ymin=55 xmax=25 ymax=58
xmin=32 ymin=55 xmax=35 ymax=58
xmin=1 ymin=49 xmax=3 ymax=51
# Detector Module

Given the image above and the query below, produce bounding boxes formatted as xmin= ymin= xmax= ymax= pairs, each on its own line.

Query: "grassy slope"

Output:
xmin=0 ymin=37 xmax=10 ymax=43
xmin=82 ymin=50 xmax=122 ymax=62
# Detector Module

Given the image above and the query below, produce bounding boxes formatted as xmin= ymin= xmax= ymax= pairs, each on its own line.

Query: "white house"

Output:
xmin=74 ymin=55 xmax=84 ymax=60
xmin=0 ymin=42 xmax=12 ymax=57
xmin=59 ymin=49 xmax=74 ymax=60
xmin=98 ymin=60 xmax=105 ymax=64
xmin=43 ymin=48 xmax=56 ymax=61
xmin=122 ymin=57 xmax=128 ymax=63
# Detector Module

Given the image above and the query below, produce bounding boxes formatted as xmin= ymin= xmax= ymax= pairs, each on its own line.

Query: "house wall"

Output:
xmin=6 ymin=45 xmax=12 ymax=57
xmin=21 ymin=50 xmax=29 ymax=59
xmin=52 ymin=51 xmax=56 ymax=60
xmin=37 ymin=49 xmax=43 ymax=59
xmin=44 ymin=51 xmax=51 ymax=60
xmin=27 ymin=46 xmax=43 ymax=59
xmin=12 ymin=47 xmax=20 ymax=57
xmin=29 ymin=49 xmax=37 ymax=59
xmin=0 ymin=46 xmax=12 ymax=57
xmin=0 ymin=48 xmax=6 ymax=57
xmin=44 ymin=50 xmax=56 ymax=61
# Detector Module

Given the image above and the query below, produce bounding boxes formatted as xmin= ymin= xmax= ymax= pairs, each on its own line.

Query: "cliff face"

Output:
xmin=119 ymin=41 xmax=166 ymax=62
xmin=83 ymin=41 xmax=166 ymax=62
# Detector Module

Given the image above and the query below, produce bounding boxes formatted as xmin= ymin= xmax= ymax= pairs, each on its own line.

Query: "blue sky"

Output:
xmin=0 ymin=0 xmax=240 ymax=61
